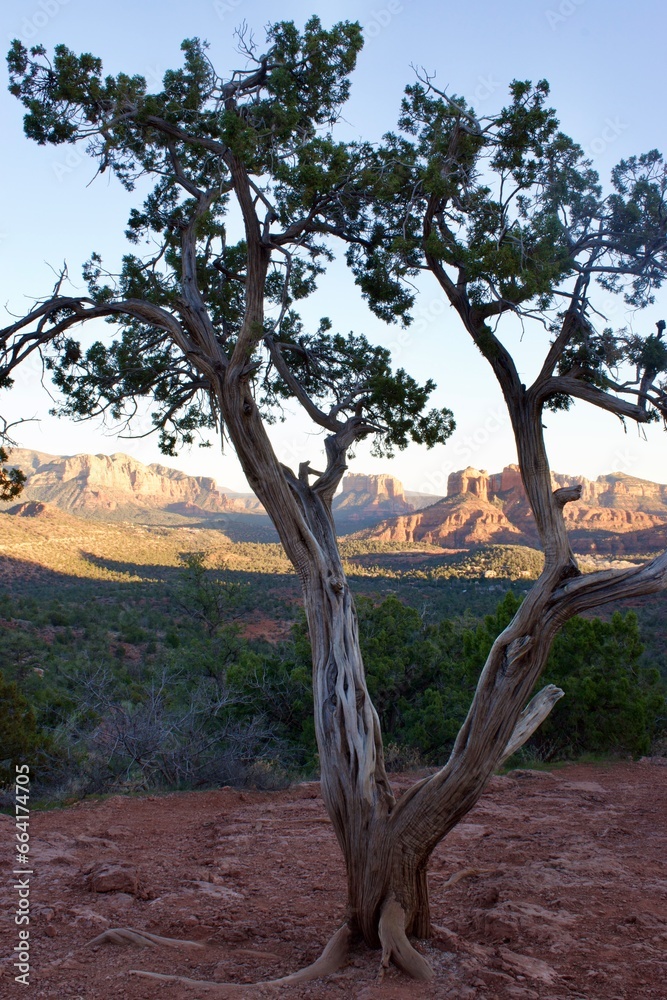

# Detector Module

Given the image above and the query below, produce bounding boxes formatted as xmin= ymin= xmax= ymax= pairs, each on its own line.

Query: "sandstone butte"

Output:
xmin=332 ymin=473 xmax=415 ymax=519
xmin=360 ymin=465 xmax=667 ymax=554
xmin=4 ymin=450 xmax=667 ymax=554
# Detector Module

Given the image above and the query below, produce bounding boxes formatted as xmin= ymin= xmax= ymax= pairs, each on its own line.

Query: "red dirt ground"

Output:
xmin=1 ymin=760 xmax=666 ymax=999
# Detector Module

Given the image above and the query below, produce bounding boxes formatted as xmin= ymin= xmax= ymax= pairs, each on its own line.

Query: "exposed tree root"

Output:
xmin=86 ymin=926 xmax=205 ymax=949
xmin=128 ymin=922 xmax=351 ymax=994
xmin=438 ymin=866 xmax=490 ymax=889
xmin=433 ymin=924 xmax=559 ymax=984
xmin=378 ymin=898 xmax=434 ymax=981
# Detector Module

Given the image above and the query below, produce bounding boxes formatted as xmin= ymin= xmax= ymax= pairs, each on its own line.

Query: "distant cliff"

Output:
xmin=333 ymin=473 xmax=413 ymax=517
xmin=1 ymin=449 xmax=261 ymax=522
xmin=362 ymin=464 xmax=667 ymax=554
xmin=0 ymin=452 xmax=434 ymax=534
xmin=5 ymin=450 xmax=666 ymax=553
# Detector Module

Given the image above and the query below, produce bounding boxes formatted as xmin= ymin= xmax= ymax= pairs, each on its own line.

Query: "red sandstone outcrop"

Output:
xmin=367 ymin=464 xmax=667 ymax=553
xmin=362 ymin=496 xmax=524 ymax=547
xmin=5 ymin=450 xmax=667 ymax=553
xmin=333 ymin=473 xmax=414 ymax=521
xmin=447 ymin=467 xmax=491 ymax=502
xmin=2 ymin=449 xmax=261 ymax=519
xmin=579 ymin=473 xmax=667 ymax=510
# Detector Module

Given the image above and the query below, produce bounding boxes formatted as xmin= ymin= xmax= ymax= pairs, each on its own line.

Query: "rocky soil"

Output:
xmin=1 ymin=760 xmax=666 ymax=999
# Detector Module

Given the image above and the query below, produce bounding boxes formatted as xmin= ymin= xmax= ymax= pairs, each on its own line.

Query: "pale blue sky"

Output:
xmin=2 ymin=0 xmax=666 ymax=492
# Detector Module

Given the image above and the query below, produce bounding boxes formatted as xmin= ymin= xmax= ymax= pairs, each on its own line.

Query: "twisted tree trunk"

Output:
xmin=194 ymin=199 xmax=667 ymax=982
xmin=294 ymin=486 xmax=435 ymax=977
xmin=210 ymin=336 xmax=667 ymax=984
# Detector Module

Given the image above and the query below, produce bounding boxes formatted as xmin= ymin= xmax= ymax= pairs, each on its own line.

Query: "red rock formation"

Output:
xmin=362 ymin=496 xmax=523 ymax=547
xmin=447 ymin=467 xmax=490 ymax=502
xmin=497 ymin=464 xmax=525 ymax=495
xmin=362 ymin=464 xmax=667 ymax=553
xmin=334 ymin=473 xmax=414 ymax=522
xmin=337 ymin=473 xmax=409 ymax=504
xmin=6 ymin=450 xmax=667 ymax=554
xmin=1 ymin=449 xmax=260 ymax=519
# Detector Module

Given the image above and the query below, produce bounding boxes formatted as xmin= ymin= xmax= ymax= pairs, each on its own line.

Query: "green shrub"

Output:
xmin=467 ymin=592 xmax=666 ymax=759
xmin=0 ymin=670 xmax=41 ymax=786
xmin=538 ymin=611 xmax=666 ymax=758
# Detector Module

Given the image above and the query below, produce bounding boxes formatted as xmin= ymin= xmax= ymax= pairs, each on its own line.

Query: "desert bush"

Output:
xmin=177 ymin=550 xmax=251 ymax=635
xmin=0 ymin=669 xmax=41 ymax=786
xmin=2 ymin=549 xmax=664 ymax=802
xmin=0 ymin=670 xmax=69 ymax=798
xmin=382 ymin=742 xmax=426 ymax=772
xmin=43 ymin=666 xmax=285 ymax=795
xmin=473 ymin=593 xmax=667 ymax=759
xmin=218 ymin=589 xmax=667 ymax=765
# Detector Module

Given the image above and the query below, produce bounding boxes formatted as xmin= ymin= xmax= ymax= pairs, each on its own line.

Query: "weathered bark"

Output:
xmin=216 ymin=371 xmax=572 ymax=964
xmin=214 ymin=302 xmax=667 ymax=977
xmin=273 ymin=469 xmax=399 ymax=944
xmin=7 ymin=272 xmax=665 ymax=988
xmin=215 ymin=370 xmax=439 ymax=949
xmin=498 ymin=684 xmax=565 ymax=766
xmin=10 ymin=243 xmax=661 ymax=987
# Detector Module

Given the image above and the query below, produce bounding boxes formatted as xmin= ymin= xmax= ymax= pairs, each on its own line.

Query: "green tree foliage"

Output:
xmin=356 ymin=596 xmax=475 ymax=754
xmin=471 ymin=593 xmax=666 ymax=759
xmin=224 ymin=590 xmax=665 ymax=765
xmin=0 ymin=447 xmax=25 ymax=502
xmin=177 ymin=551 xmax=249 ymax=636
xmin=0 ymin=669 xmax=40 ymax=785
xmin=540 ymin=611 xmax=665 ymax=757
xmin=0 ymin=567 xmax=664 ymax=800
xmin=357 ymin=593 xmax=664 ymax=760
xmin=344 ymin=78 xmax=667 ymax=421
xmin=3 ymin=24 xmax=453 ymax=459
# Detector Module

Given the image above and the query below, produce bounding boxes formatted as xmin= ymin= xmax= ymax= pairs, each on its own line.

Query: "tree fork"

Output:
xmin=6 ymin=35 xmax=667 ymax=988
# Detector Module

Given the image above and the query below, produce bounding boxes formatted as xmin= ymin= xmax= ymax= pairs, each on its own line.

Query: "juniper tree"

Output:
xmin=0 ymin=670 xmax=40 ymax=785
xmin=0 ymin=415 xmax=26 ymax=501
xmin=0 ymin=446 xmax=25 ymax=501
xmin=336 ymin=72 xmax=667 ymax=969
xmin=3 ymin=20 xmax=667 ymax=988
xmin=2 ymin=21 xmax=453 ymax=986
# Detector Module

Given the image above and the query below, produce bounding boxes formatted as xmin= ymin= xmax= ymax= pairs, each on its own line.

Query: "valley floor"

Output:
xmin=1 ymin=759 xmax=665 ymax=998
